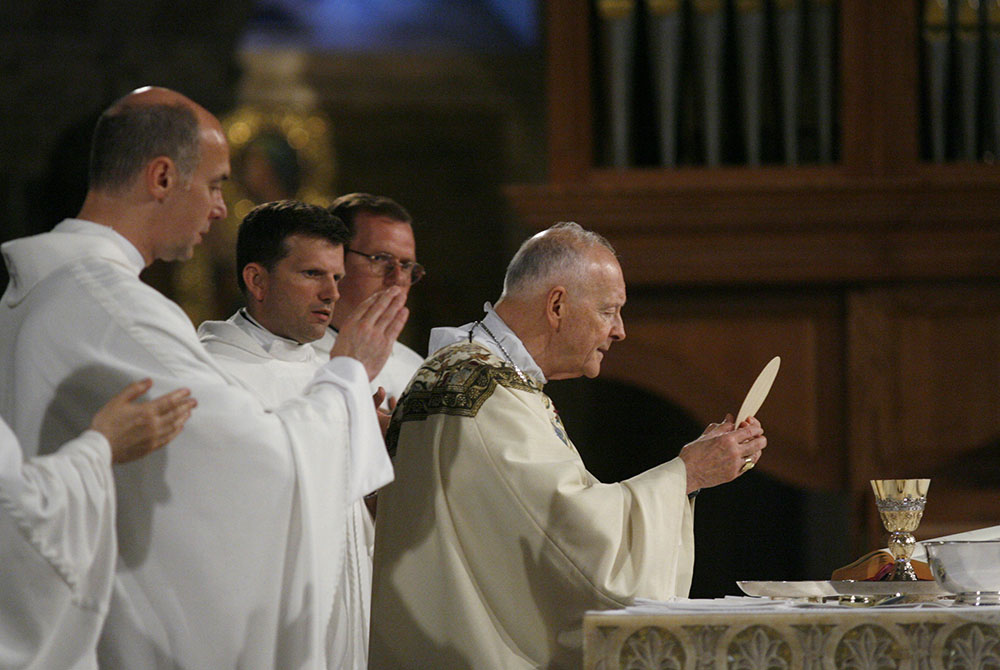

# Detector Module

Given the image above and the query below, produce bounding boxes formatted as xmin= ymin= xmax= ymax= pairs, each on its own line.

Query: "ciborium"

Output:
xmin=870 ymin=479 xmax=930 ymax=581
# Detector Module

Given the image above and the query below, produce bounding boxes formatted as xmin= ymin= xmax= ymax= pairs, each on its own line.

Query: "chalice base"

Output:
xmin=891 ymin=558 xmax=918 ymax=581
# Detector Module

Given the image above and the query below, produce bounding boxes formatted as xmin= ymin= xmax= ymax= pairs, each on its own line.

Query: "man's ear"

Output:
xmin=545 ymin=286 xmax=567 ymax=329
xmin=146 ymin=156 xmax=177 ymax=201
xmin=243 ymin=263 xmax=268 ymax=303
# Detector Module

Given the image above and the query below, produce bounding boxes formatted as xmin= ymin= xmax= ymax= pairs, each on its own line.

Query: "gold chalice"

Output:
xmin=870 ymin=479 xmax=930 ymax=581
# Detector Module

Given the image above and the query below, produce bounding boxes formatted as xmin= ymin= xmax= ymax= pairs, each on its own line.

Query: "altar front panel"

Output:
xmin=585 ymin=604 xmax=1000 ymax=670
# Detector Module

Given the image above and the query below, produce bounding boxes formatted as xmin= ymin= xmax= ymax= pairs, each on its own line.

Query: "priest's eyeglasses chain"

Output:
xmin=470 ymin=321 xmax=529 ymax=385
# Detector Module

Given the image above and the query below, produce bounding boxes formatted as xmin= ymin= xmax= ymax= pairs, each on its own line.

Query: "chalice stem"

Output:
xmin=889 ymin=530 xmax=918 ymax=581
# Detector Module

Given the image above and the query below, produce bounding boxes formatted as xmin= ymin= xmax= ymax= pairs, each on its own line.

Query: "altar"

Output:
xmin=583 ymin=598 xmax=1000 ymax=669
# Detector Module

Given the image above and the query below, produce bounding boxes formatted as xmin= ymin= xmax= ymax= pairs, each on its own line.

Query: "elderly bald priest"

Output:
xmin=370 ymin=222 xmax=767 ymax=669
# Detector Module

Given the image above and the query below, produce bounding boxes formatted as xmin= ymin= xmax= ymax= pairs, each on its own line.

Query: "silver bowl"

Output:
xmin=924 ymin=540 xmax=1000 ymax=606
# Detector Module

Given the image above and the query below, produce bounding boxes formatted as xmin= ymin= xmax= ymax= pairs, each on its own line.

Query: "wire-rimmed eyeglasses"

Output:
xmin=345 ymin=248 xmax=426 ymax=285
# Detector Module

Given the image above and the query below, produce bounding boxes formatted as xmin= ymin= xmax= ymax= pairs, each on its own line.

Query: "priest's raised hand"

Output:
xmin=679 ymin=415 xmax=767 ymax=494
xmin=330 ymin=285 xmax=409 ymax=381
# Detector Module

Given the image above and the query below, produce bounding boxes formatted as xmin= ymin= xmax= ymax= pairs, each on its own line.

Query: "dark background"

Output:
xmin=0 ymin=0 xmax=821 ymax=598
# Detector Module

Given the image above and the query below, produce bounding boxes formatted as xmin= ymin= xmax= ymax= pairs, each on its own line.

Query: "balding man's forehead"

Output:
xmin=112 ymin=86 xmax=217 ymax=126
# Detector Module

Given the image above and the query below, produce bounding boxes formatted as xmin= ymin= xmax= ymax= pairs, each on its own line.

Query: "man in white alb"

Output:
xmin=313 ymin=193 xmax=425 ymax=408
xmin=1 ymin=379 xmax=194 ymax=670
xmin=370 ymin=222 xmax=767 ymax=669
xmin=198 ymin=199 xmax=381 ymax=669
xmin=0 ymin=87 xmax=407 ymax=668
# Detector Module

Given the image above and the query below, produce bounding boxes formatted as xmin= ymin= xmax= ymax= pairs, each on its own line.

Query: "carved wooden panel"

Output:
xmin=601 ymin=289 xmax=844 ymax=490
xmin=848 ymin=283 xmax=1000 ymax=548
xmin=506 ymin=174 xmax=1000 ymax=287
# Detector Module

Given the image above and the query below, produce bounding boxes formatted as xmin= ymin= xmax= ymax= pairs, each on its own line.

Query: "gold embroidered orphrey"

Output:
xmin=386 ymin=342 xmax=542 ymax=453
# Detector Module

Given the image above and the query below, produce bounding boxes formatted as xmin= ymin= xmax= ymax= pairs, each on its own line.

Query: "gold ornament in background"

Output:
xmin=174 ymin=106 xmax=336 ymax=326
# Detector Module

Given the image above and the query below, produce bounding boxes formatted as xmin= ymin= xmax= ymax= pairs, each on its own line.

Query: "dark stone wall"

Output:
xmin=0 ymin=0 xmax=254 ymax=285
xmin=0 ymin=3 xmax=546 ymax=317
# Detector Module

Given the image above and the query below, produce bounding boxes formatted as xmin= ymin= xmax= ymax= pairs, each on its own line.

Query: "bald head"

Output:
xmin=78 ymin=87 xmax=230 ymax=266
xmin=500 ymin=221 xmax=616 ymax=300
xmin=88 ymin=86 xmax=215 ymax=193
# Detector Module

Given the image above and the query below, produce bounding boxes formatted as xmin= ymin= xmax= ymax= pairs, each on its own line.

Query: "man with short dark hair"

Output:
xmin=314 ymin=193 xmax=425 ymax=407
xmin=198 ymin=198 xmax=385 ymax=669
xmin=0 ymin=87 xmax=407 ymax=668
xmin=230 ymin=199 xmax=351 ymax=346
xmin=370 ymin=222 xmax=767 ymax=669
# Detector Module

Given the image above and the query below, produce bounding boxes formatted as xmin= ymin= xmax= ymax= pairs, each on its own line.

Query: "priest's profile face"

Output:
xmin=548 ymin=246 xmax=627 ymax=380
xmin=159 ymin=125 xmax=230 ymax=261
xmin=251 ymin=234 xmax=345 ymax=344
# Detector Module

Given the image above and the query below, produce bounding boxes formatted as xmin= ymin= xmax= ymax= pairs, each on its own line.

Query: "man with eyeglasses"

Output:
xmin=314 ymin=193 xmax=425 ymax=410
xmin=198 ymin=199 xmax=405 ymax=669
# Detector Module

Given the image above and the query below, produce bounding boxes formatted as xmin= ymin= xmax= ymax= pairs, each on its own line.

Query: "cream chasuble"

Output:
xmin=370 ymin=311 xmax=694 ymax=670
xmin=198 ymin=311 xmax=384 ymax=669
xmin=0 ymin=420 xmax=113 ymax=670
xmin=0 ymin=219 xmax=391 ymax=668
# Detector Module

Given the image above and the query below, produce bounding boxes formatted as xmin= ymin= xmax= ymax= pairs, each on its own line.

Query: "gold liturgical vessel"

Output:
xmin=870 ymin=479 xmax=930 ymax=581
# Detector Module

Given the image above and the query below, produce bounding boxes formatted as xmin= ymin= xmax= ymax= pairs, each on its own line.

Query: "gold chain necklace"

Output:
xmin=471 ymin=321 xmax=530 ymax=385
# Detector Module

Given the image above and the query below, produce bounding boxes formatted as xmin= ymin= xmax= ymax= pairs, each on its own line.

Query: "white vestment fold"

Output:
xmin=199 ymin=311 xmax=388 ymax=669
xmin=0 ymin=219 xmax=392 ymax=669
xmin=370 ymin=317 xmax=695 ymax=670
xmin=314 ymin=329 xmax=423 ymax=408
xmin=0 ymin=421 xmax=113 ymax=670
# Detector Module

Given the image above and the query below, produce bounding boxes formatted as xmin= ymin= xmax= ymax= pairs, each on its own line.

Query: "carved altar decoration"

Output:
xmin=585 ymin=605 xmax=1000 ymax=670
